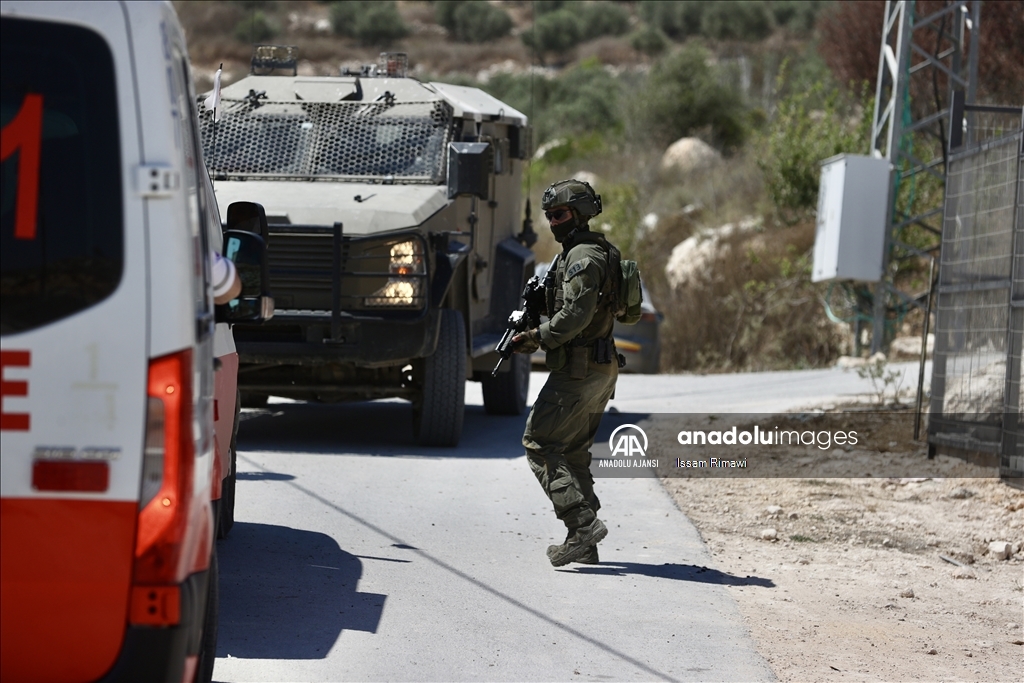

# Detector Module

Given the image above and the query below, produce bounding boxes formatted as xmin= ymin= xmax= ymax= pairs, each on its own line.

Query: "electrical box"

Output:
xmin=812 ymin=154 xmax=891 ymax=283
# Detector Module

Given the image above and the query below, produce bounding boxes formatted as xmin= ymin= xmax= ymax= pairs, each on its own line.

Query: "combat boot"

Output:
xmin=546 ymin=518 xmax=607 ymax=567
xmin=574 ymin=544 xmax=599 ymax=564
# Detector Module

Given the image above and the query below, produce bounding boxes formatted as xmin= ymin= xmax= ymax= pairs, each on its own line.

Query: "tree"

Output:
xmin=452 ymin=1 xmax=513 ymax=43
xmin=522 ymin=8 xmax=583 ymax=63
xmin=700 ymin=1 xmax=773 ymax=42
xmin=818 ymin=0 xmax=1023 ymax=105
xmin=331 ymin=1 xmax=408 ymax=46
xmin=636 ymin=44 xmax=747 ymax=150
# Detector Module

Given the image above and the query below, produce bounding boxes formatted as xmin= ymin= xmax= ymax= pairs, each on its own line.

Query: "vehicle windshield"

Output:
xmin=199 ymin=98 xmax=453 ymax=184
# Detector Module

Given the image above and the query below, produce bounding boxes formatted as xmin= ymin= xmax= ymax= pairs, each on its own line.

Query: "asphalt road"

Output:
xmin=213 ymin=363 xmax=925 ymax=682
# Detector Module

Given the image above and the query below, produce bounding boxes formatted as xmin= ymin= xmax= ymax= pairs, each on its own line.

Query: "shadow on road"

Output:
xmin=217 ymin=522 xmax=386 ymax=660
xmin=238 ymin=400 xmax=650 ymax=459
xmin=565 ymin=562 xmax=775 ymax=587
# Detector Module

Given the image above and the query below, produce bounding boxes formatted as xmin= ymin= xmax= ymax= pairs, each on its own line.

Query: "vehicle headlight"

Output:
xmin=365 ymin=239 xmax=426 ymax=307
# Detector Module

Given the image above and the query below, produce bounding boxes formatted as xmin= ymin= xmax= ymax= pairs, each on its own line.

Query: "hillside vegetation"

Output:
xmin=176 ymin=0 xmax=1023 ymax=373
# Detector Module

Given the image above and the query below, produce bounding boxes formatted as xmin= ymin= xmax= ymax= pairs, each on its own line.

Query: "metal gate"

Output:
xmin=929 ymin=107 xmax=1023 ymax=485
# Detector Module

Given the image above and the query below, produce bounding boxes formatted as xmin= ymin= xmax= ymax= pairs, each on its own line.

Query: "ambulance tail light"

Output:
xmin=133 ymin=349 xmax=194 ymax=588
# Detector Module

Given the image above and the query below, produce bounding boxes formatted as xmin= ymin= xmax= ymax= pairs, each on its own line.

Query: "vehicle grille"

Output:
xmin=266 ymin=228 xmax=427 ymax=312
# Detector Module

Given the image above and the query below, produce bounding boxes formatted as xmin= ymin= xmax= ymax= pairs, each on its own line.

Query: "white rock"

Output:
xmin=899 ymin=588 xmax=915 ymax=598
xmin=788 ymin=512 xmax=799 ymax=520
xmin=765 ymin=505 xmax=783 ymax=516
xmin=943 ymin=358 xmax=1006 ymax=414
xmin=532 ymin=138 xmax=567 ymax=161
xmin=1011 ymin=542 xmax=1021 ymax=556
xmin=952 ymin=566 xmax=977 ymax=579
xmin=761 ymin=528 xmax=778 ymax=541
xmin=659 ymin=137 xmax=721 ymax=174
xmin=889 ymin=334 xmax=934 ymax=359
xmin=1007 ymin=622 xmax=1020 ymax=630
xmin=664 ymin=217 xmax=761 ymax=290
xmin=988 ymin=541 xmax=1012 ymax=560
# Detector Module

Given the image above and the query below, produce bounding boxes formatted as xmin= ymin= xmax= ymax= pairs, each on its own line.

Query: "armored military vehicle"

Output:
xmin=199 ymin=50 xmax=535 ymax=446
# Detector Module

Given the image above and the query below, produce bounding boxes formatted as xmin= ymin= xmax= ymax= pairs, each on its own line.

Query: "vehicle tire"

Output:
xmin=239 ymin=392 xmax=268 ymax=408
xmin=217 ymin=390 xmax=240 ymax=539
xmin=195 ymin=547 xmax=218 ymax=683
xmin=481 ymin=351 xmax=529 ymax=415
xmin=413 ymin=309 xmax=466 ymax=447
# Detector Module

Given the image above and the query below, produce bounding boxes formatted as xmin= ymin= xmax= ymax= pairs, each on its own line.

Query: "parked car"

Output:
xmin=532 ymin=260 xmax=661 ymax=373
xmin=0 ymin=3 xmax=270 ymax=681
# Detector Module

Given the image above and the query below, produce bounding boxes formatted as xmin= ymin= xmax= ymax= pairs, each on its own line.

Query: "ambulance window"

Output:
xmin=0 ymin=18 xmax=123 ymax=336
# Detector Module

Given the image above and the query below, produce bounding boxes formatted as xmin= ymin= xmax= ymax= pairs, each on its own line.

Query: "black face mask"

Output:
xmin=551 ymin=213 xmax=586 ymax=243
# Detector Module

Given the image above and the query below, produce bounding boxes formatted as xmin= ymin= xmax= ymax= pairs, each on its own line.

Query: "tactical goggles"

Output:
xmin=544 ymin=208 xmax=571 ymax=221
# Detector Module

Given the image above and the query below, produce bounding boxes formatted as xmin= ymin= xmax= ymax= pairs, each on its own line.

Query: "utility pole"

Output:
xmin=868 ymin=0 xmax=980 ymax=354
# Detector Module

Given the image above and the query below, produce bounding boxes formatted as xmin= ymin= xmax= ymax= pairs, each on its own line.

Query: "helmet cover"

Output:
xmin=541 ymin=179 xmax=603 ymax=218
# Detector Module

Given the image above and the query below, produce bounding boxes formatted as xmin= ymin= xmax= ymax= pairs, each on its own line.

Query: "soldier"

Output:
xmin=512 ymin=179 xmax=620 ymax=567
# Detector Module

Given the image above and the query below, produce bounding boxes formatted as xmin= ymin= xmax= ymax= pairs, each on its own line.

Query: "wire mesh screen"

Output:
xmin=966 ymin=110 xmax=1024 ymax=146
xmin=1003 ymin=149 xmax=1024 ymax=477
xmin=199 ymin=98 xmax=454 ymax=183
xmin=930 ymin=129 xmax=1023 ymax=479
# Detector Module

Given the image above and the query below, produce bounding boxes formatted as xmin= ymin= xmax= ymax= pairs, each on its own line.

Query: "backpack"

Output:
xmin=583 ymin=234 xmax=644 ymax=325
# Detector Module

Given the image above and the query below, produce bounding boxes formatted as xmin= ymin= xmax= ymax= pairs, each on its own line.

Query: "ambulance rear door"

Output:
xmin=0 ymin=3 xmax=148 ymax=681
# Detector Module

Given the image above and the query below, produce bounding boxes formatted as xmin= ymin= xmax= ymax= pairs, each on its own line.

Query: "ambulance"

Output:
xmin=1 ymin=2 xmax=271 ymax=681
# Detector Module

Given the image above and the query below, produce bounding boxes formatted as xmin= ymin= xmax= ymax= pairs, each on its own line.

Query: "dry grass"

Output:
xmin=658 ymin=219 xmax=847 ymax=372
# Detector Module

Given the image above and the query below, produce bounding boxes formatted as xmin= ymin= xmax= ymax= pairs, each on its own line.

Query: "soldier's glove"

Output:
xmin=512 ymin=328 xmax=541 ymax=354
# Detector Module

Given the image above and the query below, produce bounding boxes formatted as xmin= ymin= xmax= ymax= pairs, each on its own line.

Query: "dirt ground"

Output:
xmin=647 ymin=410 xmax=1024 ymax=682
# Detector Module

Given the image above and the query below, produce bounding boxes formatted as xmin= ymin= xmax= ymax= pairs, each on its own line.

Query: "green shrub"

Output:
xmin=521 ymin=8 xmax=583 ymax=61
xmin=770 ymin=0 xmax=823 ymax=35
xmin=356 ymin=2 xmax=408 ymax=45
xmin=234 ymin=10 xmax=278 ymax=43
xmin=635 ymin=44 xmax=747 ymax=150
xmin=756 ymin=76 xmax=870 ymax=217
xmin=451 ymin=1 xmax=513 ymax=43
xmin=480 ymin=60 xmax=624 ymax=144
xmin=630 ymin=24 xmax=669 ymax=56
xmin=700 ymin=1 xmax=773 ymax=41
xmin=534 ymin=1 xmax=569 ymax=16
xmin=331 ymin=1 xmax=408 ymax=45
xmin=434 ymin=0 xmax=461 ymax=31
xmin=638 ymin=0 xmax=704 ymax=40
xmin=329 ymin=1 xmax=359 ymax=36
xmin=579 ymin=1 xmax=631 ymax=41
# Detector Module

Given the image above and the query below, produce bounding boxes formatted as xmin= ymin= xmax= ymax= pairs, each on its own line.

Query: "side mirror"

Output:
xmin=217 ymin=230 xmax=274 ymax=322
xmin=225 ymin=200 xmax=269 ymax=241
xmin=447 ymin=142 xmax=491 ymax=199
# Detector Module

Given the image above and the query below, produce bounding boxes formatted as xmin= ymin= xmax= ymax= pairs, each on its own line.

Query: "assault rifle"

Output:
xmin=491 ymin=275 xmax=546 ymax=377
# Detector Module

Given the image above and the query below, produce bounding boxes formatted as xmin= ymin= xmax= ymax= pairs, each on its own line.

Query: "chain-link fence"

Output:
xmin=929 ymin=115 xmax=1023 ymax=484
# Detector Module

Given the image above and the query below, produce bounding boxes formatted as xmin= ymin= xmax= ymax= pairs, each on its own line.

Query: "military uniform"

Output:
xmin=523 ymin=231 xmax=618 ymax=536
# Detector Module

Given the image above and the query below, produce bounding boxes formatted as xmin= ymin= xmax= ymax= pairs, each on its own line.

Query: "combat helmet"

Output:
xmin=541 ymin=179 xmax=602 ymax=219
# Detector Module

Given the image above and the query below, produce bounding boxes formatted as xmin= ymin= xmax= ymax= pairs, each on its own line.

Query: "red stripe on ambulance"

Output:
xmin=0 ymin=350 xmax=30 ymax=431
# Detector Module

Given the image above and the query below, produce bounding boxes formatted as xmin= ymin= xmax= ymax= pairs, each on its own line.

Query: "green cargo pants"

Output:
xmin=523 ymin=360 xmax=617 ymax=530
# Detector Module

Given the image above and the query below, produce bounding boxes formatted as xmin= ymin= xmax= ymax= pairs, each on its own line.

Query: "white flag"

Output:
xmin=203 ymin=66 xmax=222 ymax=122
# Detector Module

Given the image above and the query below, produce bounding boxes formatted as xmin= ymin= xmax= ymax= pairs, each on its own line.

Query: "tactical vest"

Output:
xmin=546 ymin=231 xmax=617 ymax=346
